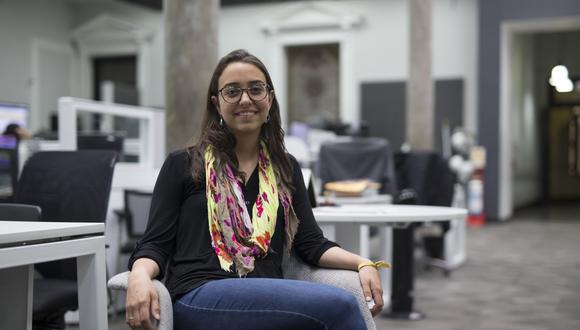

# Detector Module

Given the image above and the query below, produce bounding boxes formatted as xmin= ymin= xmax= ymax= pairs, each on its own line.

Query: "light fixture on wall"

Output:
xmin=549 ymin=64 xmax=574 ymax=92
xmin=549 ymin=33 xmax=574 ymax=93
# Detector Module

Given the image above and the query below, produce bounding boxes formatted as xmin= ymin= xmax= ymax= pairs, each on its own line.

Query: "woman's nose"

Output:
xmin=239 ymin=90 xmax=252 ymax=105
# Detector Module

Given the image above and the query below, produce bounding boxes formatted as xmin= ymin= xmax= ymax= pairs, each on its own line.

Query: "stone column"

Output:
xmin=407 ymin=0 xmax=433 ymax=150
xmin=165 ymin=0 xmax=219 ymax=153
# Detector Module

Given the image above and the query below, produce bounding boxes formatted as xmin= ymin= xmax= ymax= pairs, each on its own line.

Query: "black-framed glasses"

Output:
xmin=218 ymin=82 xmax=270 ymax=104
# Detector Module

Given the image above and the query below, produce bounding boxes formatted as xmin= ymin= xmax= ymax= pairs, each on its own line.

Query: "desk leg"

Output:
xmin=77 ymin=238 xmax=108 ymax=330
xmin=378 ymin=226 xmax=392 ymax=307
xmin=383 ymin=225 xmax=424 ymax=320
xmin=0 ymin=265 xmax=33 ymax=330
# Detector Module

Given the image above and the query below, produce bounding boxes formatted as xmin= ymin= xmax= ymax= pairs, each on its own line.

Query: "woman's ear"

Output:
xmin=267 ymin=90 xmax=275 ymax=109
xmin=211 ymin=95 xmax=220 ymax=111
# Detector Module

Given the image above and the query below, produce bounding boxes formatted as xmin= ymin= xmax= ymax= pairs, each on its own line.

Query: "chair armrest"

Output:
xmin=107 ymin=272 xmax=173 ymax=330
xmin=283 ymin=254 xmax=377 ymax=330
xmin=114 ymin=209 xmax=127 ymax=220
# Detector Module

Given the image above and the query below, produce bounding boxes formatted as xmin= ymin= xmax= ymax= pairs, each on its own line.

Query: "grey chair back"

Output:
xmin=124 ymin=190 xmax=153 ymax=239
xmin=318 ymin=137 xmax=398 ymax=195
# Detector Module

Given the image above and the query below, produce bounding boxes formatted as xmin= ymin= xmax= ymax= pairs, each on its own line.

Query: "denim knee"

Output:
xmin=336 ymin=292 xmax=361 ymax=315
xmin=324 ymin=289 xmax=365 ymax=329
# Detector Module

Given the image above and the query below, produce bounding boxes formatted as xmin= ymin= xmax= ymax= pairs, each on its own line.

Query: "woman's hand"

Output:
xmin=358 ymin=265 xmax=384 ymax=316
xmin=126 ymin=269 xmax=160 ymax=330
xmin=318 ymin=247 xmax=386 ymax=316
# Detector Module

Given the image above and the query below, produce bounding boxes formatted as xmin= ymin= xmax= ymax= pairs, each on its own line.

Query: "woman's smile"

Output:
xmin=213 ymin=62 xmax=273 ymax=136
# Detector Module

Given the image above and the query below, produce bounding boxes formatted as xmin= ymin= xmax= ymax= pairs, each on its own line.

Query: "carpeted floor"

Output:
xmin=71 ymin=202 xmax=580 ymax=330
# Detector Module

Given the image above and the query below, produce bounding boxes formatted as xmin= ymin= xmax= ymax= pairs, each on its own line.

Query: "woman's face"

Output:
xmin=212 ymin=62 xmax=273 ymax=138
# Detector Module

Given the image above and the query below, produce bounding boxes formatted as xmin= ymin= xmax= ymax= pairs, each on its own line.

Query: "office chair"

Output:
xmin=77 ymin=133 xmax=124 ymax=161
xmin=0 ymin=203 xmax=41 ymax=221
xmin=109 ymin=251 xmax=377 ymax=330
xmin=14 ymin=150 xmax=117 ymax=330
xmin=115 ymin=189 xmax=152 ymax=277
xmin=318 ymin=137 xmax=398 ymax=196
xmin=394 ymin=150 xmax=456 ymax=273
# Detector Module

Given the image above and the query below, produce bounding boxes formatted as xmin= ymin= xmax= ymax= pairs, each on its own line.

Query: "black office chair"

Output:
xmin=318 ymin=137 xmax=398 ymax=196
xmin=0 ymin=203 xmax=41 ymax=221
xmin=394 ymin=150 xmax=456 ymax=271
xmin=14 ymin=150 xmax=117 ymax=330
xmin=115 ymin=189 xmax=152 ymax=271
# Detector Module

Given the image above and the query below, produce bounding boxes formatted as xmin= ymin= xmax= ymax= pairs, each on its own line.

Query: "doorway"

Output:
xmin=507 ymin=27 xmax=580 ymax=212
xmin=92 ymin=55 xmax=138 ymax=105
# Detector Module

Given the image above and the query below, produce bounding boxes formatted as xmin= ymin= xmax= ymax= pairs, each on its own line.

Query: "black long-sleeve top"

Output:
xmin=128 ymin=149 xmax=338 ymax=301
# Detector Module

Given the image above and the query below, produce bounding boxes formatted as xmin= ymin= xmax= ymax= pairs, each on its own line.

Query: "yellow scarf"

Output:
xmin=205 ymin=142 xmax=297 ymax=277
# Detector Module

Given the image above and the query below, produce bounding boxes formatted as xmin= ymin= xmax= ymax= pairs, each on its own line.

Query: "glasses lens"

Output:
xmin=222 ymin=87 xmax=242 ymax=103
xmin=248 ymin=84 xmax=267 ymax=101
xmin=220 ymin=83 xmax=269 ymax=103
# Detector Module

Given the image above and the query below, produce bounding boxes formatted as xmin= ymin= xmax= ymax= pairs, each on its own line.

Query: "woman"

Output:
xmin=126 ymin=49 xmax=386 ymax=330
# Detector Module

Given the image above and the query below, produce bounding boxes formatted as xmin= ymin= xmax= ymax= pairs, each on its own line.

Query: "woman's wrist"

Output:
xmin=357 ymin=260 xmax=390 ymax=272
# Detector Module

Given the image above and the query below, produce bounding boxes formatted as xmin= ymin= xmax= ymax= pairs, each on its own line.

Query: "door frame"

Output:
xmin=30 ymin=38 xmax=74 ymax=132
xmin=500 ymin=16 xmax=580 ymax=219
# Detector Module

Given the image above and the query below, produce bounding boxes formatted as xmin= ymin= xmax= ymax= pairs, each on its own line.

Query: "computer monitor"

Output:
xmin=0 ymin=135 xmax=19 ymax=199
xmin=0 ymin=101 xmax=28 ymax=134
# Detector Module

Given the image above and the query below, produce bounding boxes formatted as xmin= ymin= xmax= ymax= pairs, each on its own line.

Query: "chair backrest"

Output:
xmin=394 ymin=151 xmax=455 ymax=206
xmin=0 ymin=203 xmax=41 ymax=221
xmin=318 ymin=137 xmax=398 ymax=195
xmin=15 ymin=150 xmax=117 ymax=223
xmin=124 ymin=189 xmax=153 ymax=238
xmin=14 ymin=150 xmax=117 ymax=279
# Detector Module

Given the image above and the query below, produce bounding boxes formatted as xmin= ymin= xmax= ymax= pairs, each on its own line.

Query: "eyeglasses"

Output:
xmin=218 ymin=83 xmax=270 ymax=104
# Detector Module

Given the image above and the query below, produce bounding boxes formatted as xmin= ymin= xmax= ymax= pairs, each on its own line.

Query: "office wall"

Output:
xmin=69 ymin=1 xmax=166 ymax=108
xmin=220 ymin=0 xmax=479 ymax=132
xmin=0 ymin=0 xmax=477 ymax=132
xmin=0 ymin=0 xmax=72 ymax=105
xmin=479 ymin=0 xmax=580 ymax=220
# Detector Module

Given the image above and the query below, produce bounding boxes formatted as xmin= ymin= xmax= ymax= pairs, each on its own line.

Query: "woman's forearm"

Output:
xmin=130 ymin=257 xmax=160 ymax=279
xmin=318 ymin=246 xmax=371 ymax=271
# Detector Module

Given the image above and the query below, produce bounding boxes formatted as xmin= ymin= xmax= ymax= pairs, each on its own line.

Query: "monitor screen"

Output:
xmin=0 ymin=101 xmax=28 ymax=134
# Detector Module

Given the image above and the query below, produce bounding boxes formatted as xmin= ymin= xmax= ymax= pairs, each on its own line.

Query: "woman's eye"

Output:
xmin=224 ymin=88 xmax=240 ymax=96
xmin=249 ymin=86 xmax=265 ymax=95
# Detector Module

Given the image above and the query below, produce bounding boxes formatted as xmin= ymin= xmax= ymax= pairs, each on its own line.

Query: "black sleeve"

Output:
xmin=289 ymin=155 xmax=339 ymax=265
xmin=128 ymin=151 xmax=187 ymax=279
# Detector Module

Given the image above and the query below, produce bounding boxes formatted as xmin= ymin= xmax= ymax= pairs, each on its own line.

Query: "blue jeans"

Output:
xmin=173 ymin=278 xmax=367 ymax=330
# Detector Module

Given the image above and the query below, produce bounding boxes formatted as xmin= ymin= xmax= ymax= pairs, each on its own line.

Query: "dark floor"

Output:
xmin=71 ymin=202 xmax=580 ymax=330
xmin=374 ymin=202 xmax=580 ymax=330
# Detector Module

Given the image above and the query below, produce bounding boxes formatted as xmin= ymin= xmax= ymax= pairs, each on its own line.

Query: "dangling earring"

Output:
xmin=266 ymin=114 xmax=270 ymax=123
xmin=220 ymin=116 xmax=224 ymax=126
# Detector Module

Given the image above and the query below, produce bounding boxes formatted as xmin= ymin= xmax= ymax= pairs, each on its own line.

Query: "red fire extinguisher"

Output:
xmin=467 ymin=147 xmax=486 ymax=227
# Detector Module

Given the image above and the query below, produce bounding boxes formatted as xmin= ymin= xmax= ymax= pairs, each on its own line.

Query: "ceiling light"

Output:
xmin=549 ymin=65 xmax=569 ymax=86
xmin=555 ymin=78 xmax=573 ymax=93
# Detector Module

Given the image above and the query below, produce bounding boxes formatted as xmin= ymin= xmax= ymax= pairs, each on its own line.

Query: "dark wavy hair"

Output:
xmin=190 ymin=49 xmax=294 ymax=190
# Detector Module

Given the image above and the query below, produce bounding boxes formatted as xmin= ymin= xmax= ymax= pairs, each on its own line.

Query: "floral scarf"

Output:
xmin=205 ymin=141 xmax=298 ymax=277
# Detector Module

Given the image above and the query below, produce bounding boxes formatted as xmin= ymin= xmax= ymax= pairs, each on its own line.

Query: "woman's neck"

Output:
xmin=234 ymin=132 xmax=260 ymax=165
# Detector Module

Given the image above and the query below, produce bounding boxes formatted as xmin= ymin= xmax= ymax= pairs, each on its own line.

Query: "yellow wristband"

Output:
xmin=357 ymin=260 xmax=390 ymax=272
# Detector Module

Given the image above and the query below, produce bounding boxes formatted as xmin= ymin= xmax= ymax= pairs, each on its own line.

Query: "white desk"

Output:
xmin=0 ymin=221 xmax=108 ymax=330
xmin=313 ymin=204 xmax=467 ymax=223
xmin=316 ymin=194 xmax=392 ymax=259
xmin=313 ymin=204 xmax=467 ymax=315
